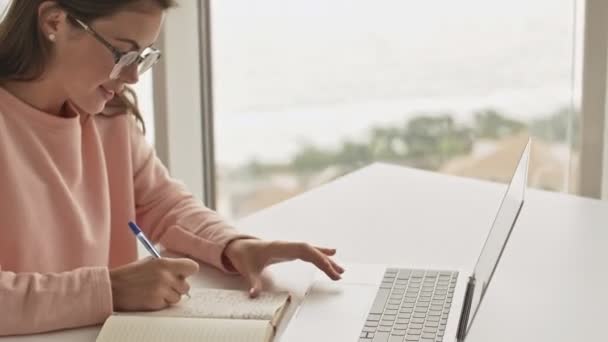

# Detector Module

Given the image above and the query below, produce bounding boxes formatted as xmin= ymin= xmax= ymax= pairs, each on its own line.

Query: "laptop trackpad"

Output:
xmin=282 ymin=281 xmax=379 ymax=341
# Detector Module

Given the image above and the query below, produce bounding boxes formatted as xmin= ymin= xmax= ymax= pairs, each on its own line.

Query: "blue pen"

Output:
xmin=128 ymin=221 xmax=191 ymax=298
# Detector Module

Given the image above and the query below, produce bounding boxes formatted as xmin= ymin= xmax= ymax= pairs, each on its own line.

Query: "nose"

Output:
xmin=119 ymin=63 xmax=140 ymax=84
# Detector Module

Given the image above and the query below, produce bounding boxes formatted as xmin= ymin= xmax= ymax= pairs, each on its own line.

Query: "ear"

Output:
xmin=38 ymin=1 xmax=69 ymax=43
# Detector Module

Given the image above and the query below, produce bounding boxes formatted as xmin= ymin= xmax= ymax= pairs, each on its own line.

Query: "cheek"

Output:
xmin=57 ymin=41 xmax=114 ymax=86
xmin=51 ymin=39 xmax=116 ymax=113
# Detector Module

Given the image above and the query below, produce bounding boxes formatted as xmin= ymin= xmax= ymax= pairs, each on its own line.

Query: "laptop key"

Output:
xmin=369 ymin=314 xmax=382 ymax=321
xmin=408 ymin=329 xmax=422 ymax=335
xmin=388 ymin=335 xmax=406 ymax=342
xmin=398 ymin=269 xmax=412 ymax=278
xmin=372 ymin=331 xmax=391 ymax=342
xmin=366 ymin=320 xmax=379 ymax=327
xmin=378 ymin=326 xmax=392 ymax=333
xmin=409 ymin=323 xmax=423 ymax=329
xmin=370 ymin=288 xmax=391 ymax=314
xmin=423 ymin=327 xmax=438 ymax=334
xmin=394 ymin=324 xmax=408 ymax=331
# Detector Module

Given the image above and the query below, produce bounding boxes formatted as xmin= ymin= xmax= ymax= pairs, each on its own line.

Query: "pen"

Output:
xmin=128 ymin=220 xmax=191 ymax=299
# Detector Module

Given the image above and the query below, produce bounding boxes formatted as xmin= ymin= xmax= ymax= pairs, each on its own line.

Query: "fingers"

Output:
xmin=164 ymin=288 xmax=182 ymax=306
xmin=315 ymin=246 xmax=337 ymax=256
xmin=327 ymin=257 xmax=345 ymax=274
xmin=297 ymin=244 xmax=342 ymax=281
xmin=311 ymin=246 xmax=344 ymax=274
xmin=172 ymin=278 xmax=191 ymax=296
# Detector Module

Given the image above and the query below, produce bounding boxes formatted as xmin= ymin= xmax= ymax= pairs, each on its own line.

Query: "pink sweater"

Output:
xmin=0 ymin=87 xmax=247 ymax=336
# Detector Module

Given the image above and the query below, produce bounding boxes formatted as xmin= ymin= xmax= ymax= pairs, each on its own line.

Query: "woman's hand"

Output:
xmin=223 ymin=239 xmax=345 ymax=297
xmin=109 ymin=257 xmax=199 ymax=311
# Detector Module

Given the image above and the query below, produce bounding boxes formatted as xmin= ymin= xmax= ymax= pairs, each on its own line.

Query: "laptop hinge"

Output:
xmin=456 ymin=275 xmax=476 ymax=342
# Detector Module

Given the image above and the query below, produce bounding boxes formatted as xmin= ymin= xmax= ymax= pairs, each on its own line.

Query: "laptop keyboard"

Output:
xmin=359 ymin=268 xmax=458 ymax=342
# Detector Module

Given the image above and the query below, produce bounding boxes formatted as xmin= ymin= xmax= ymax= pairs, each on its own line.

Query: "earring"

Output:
xmin=48 ymin=33 xmax=56 ymax=42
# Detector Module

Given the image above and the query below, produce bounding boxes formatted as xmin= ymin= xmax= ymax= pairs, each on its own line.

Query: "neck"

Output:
xmin=2 ymin=76 xmax=70 ymax=117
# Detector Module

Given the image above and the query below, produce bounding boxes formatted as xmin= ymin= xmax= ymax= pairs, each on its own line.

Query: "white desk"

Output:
xmin=4 ymin=163 xmax=608 ymax=341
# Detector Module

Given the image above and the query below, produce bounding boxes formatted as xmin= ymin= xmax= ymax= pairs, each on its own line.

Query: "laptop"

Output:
xmin=282 ymin=139 xmax=531 ymax=342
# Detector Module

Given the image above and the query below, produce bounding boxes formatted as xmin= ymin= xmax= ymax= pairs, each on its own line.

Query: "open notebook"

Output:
xmin=96 ymin=288 xmax=291 ymax=342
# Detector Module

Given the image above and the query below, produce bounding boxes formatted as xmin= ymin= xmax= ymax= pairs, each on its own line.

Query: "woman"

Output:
xmin=0 ymin=0 xmax=344 ymax=336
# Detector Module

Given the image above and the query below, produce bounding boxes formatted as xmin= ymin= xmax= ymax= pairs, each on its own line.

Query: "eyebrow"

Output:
xmin=116 ymin=38 xmax=142 ymax=51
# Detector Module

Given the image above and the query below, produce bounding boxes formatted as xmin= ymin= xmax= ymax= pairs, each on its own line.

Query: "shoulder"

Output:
xmin=92 ymin=112 xmax=143 ymax=139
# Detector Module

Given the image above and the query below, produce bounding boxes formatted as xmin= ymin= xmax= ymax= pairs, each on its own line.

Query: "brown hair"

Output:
xmin=0 ymin=0 xmax=177 ymax=132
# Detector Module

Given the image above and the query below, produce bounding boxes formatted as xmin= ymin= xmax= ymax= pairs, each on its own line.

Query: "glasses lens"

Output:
xmin=118 ymin=51 xmax=139 ymax=68
xmin=109 ymin=51 xmax=160 ymax=79
xmin=109 ymin=52 xmax=139 ymax=79
xmin=138 ymin=52 xmax=160 ymax=75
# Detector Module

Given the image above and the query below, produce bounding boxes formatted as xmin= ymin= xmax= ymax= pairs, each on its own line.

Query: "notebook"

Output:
xmin=96 ymin=288 xmax=291 ymax=342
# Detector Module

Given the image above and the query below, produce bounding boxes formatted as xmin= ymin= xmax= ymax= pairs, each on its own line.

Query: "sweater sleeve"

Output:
xmin=129 ymin=120 xmax=253 ymax=272
xmin=0 ymin=265 xmax=112 ymax=336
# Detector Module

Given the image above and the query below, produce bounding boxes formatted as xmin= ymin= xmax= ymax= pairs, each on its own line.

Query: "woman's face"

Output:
xmin=45 ymin=4 xmax=164 ymax=114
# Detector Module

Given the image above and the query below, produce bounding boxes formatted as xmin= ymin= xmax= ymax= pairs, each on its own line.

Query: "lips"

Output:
xmin=99 ymin=85 xmax=115 ymax=101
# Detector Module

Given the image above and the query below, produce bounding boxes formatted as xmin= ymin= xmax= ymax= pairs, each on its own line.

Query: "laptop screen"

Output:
xmin=466 ymin=139 xmax=530 ymax=335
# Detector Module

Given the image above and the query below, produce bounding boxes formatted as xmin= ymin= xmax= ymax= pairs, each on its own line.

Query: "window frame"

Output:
xmin=155 ymin=0 xmax=608 ymax=206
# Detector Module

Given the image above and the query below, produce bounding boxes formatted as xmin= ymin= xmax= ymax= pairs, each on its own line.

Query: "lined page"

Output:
xmin=143 ymin=288 xmax=290 ymax=320
xmin=96 ymin=315 xmax=269 ymax=342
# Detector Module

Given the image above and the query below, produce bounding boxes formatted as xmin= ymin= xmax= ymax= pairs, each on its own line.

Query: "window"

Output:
xmin=210 ymin=0 xmax=582 ymax=220
xmin=0 ymin=0 xmax=9 ymax=19
xmin=132 ymin=71 xmax=156 ymax=146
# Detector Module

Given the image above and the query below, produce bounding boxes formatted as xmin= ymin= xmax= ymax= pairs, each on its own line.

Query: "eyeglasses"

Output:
xmin=70 ymin=16 xmax=161 ymax=80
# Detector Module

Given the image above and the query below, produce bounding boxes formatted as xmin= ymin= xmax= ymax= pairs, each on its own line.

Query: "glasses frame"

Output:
xmin=69 ymin=15 xmax=162 ymax=79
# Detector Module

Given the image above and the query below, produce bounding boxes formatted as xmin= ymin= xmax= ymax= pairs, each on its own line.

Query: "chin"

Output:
xmin=71 ymin=97 xmax=107 ymax=115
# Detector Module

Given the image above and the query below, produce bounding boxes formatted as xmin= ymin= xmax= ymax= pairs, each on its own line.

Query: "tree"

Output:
xmin=530 ymin=107 xmax=579 ymax=143
xmin=291 ymin=145 xmax=335 ymax=173
xmin=402 ymin=114 xmax=473 ymax=169
xmin=473 ymin=109 xmax=525 ymax=139
xmin=334 ymin=140 xmax=374 ymax=169
xmin=369 ymin=126 xmax=405 ymax=160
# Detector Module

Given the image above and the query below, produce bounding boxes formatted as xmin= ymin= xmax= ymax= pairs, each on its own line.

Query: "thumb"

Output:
xmin=168 ymin=258 xmax=200 ymax=277
xmin=244 ymin=271 xmax=263 ymax=298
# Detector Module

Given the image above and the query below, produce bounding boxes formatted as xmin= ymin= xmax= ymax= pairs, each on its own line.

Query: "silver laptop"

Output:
xmin=283 ymin=139 xmax=531 ymax=342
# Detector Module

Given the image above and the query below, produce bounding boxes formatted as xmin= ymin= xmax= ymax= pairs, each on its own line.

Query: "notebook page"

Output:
xmin=96 ymin=315 xmax=270 ymax=342
xmin=143 ymin=288 xmax=290 ymax=320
